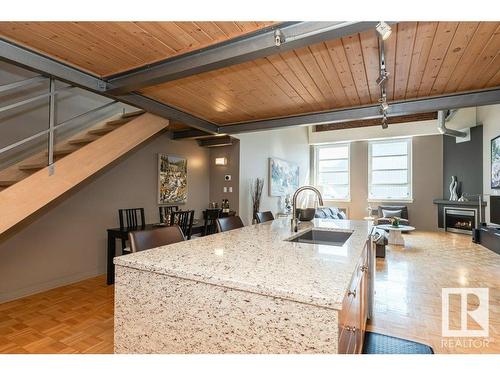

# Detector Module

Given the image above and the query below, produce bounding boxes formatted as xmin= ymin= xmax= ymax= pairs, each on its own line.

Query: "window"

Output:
xmin=315 ymin=143 xmax=350 ymax=200
xmin=368 ymin=138 xmax=412 ymax=201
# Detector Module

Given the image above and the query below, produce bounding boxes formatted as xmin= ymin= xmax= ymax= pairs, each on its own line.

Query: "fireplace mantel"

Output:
xmin=433 ymin=199 xmax=487 ymax=207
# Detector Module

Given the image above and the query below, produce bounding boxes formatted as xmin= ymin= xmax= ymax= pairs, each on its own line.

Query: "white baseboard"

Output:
xmin=0 ymin=268 xmax=104 ymax=304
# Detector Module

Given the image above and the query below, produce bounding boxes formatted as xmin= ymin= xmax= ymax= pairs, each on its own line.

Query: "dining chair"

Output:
xmin=159 ymin=205 xmax=179 ymax=224
xmin=118 ymin=208 xmax=145 ymax=229
xmin=128 ymin=225 xmax=185 ymax=253
xmin=216 ymin=215 xmax=244 ymax=233
xmin=169 ymin=210 xmax=195 ymax=240
xmin=202 ymin=208 xmax=221 ymax=236
xmin=255 ymin=211 xmax=274 ymax=223
xmin=118 ymin=208 xmax=145 ymax=254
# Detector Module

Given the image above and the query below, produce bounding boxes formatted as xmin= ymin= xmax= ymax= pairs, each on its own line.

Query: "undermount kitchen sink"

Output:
xmin=286 ymin=228 xmax=353 ymax=246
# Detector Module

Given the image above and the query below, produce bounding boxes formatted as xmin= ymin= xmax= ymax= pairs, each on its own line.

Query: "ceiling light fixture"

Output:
xmin=379 ymin=98 xmax=389 ymax=112
xmin=376 ymin=21 xmax=392 ymax=40
xmin=376 ymin=70 xmax=390 ymax=86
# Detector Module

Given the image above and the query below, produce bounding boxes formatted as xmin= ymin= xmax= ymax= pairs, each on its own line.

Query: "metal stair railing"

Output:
xmin=0 ymin=75 xmax=126 ymax=175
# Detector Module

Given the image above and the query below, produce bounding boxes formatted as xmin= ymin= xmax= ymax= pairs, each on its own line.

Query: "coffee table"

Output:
xmin=376 ymin=224 xmax=415 ymax=246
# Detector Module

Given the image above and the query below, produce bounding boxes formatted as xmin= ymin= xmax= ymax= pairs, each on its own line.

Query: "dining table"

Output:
xmin=106 ymin=222 xmax=204 ymax=285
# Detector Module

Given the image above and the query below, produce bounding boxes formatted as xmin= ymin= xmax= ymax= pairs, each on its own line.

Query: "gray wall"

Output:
xmin=0 ymin=132 xmax=210 ymax=302
xmin=209 ymin=141 xmax=240 ymax=213
xmin=328 ymin=135 xmax=443 ymax=231
xmin=443 ymin=125 xmax=483 ymax=199
xmin=477 ymin=104 xmax=500 ymax=223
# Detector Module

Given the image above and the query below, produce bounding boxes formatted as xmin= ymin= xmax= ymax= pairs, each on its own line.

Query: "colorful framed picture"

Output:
xmin=158 ymin=154 xmax=188 ymax=204
xmin=492 ymin=135 xmax=500 ymax=189
xmin=269 ymin=157 xmax=299 ymax=197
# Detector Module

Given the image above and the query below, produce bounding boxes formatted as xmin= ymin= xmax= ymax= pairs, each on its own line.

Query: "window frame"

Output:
xmin=314 ymin=143 xmax=351 ymax=202
xmin=367 ymin=138 xmax=413 ymax=203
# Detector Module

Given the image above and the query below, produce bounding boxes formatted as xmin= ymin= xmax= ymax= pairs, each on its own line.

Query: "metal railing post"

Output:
xmin=48 ymin=78 xmax=56 ymax=175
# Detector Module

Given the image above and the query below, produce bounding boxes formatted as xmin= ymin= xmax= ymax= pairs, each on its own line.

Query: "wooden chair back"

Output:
xmin=128 ymin=225 xmax=185 ymax=253
xmin=118 ymin=208 xmax=145 ymax=229
xmin=169 ymin=210 xmax=195 ymax=240
xmin=255 ymin=211 xmax=274 ymax=223
xmin=216 ymin=216 xmax=244 ymax=233
xmin=159 ymin=205 xmax=179 ymax=223
xmin=202 ymin=208 xmax=221 ymax=236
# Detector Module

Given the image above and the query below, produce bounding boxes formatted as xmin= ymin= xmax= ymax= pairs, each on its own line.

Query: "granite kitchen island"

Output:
xmin=114 ymin=218 xmax=374 ymax=354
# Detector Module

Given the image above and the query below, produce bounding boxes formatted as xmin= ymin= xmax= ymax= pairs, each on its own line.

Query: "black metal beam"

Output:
xmin=0 ymin=38 xmax=219 ymax=134
xmin=219 ymin=88 xmax=500 ymax=134
xmin=197 ymin=136 xmax=234 ymax=148
xmin=171 ymin=129 xmax=213 ymax=139
xmin=106 ymin=21 xmax=379 ymax=94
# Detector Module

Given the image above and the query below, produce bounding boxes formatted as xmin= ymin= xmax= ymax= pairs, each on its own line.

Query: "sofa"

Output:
xmin=295 ymin=207 xmax=347 ymax=221
xmin=375 ymin=205 xmax=410 ymax=226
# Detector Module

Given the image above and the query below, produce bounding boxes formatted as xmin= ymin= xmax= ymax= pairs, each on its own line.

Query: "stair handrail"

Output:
xmin=0 ymin=100 xmax=119 ymax=156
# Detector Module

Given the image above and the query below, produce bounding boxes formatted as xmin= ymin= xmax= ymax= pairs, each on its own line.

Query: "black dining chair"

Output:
xmin=129 ymin=225 xmax=185 ymax=253
xmin=255 ymin=211 xmax=274 ymax=223
xmin=216 ymin=216 xmax=244 ymax=233
xmin=118 ymin=208 xmax=145 ymax=253
xmin=202 ymin=208 xmax=221 ymax=236
xmin=118 ymin=208 xmax=145 ymax=229
xmin=169 ymin=210 xmax=195 ymax=240
xmin=159 ymin=205 xmax=179 ymax=224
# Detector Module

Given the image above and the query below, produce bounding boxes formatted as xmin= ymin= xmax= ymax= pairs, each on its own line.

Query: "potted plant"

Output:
xmin=250 ymin=178 xmax=264 ymax=224
xmin=391 ymin=217 xmax=401 ymax=227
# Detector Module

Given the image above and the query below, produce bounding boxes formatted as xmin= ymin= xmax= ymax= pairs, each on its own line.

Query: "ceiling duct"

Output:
xmin=437 ymin=110 xmax=468 ymax=138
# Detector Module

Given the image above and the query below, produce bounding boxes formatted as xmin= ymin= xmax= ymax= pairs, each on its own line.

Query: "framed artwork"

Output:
xmin=492 ymin=135 xmax=500 ymax=189
xmin=158 ymin=154 xmax=187 ymax=204
xmin=269 ymin=157 xmax=299 ymax=197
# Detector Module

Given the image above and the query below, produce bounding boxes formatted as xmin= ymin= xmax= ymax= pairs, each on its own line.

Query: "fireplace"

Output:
xmin=444 ymin=207 xmax=477 ymax=235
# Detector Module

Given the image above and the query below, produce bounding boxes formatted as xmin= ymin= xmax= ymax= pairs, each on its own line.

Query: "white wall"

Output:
xmin=477 ymin=104 xmax=500 ymax=223
xmin=236 ymin=127 xmax=310 ymax=225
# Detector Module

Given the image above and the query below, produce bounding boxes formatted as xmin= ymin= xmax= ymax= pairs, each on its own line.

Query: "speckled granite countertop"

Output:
xmin=114 ymin=218 xmax=372 ymax=310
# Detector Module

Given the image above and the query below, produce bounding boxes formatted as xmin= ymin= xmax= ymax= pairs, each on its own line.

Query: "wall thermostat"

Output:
xmin=224 ymin=175 xmax=231 ymax=181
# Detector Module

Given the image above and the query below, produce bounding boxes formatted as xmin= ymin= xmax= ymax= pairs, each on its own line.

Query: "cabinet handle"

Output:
xmin=345 ymin=325 xmax=357 ymax=333
xmin=348 ymin=289 xmax=356 ymax=298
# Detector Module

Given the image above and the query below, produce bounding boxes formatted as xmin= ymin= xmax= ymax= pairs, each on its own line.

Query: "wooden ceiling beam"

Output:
xmin=0 ymin=38 xmax=219 ymax=134
xmin=105 ymin=22 xmax=381 ymax=94
xmin=315 ymin=112 xmax=438 ymax=132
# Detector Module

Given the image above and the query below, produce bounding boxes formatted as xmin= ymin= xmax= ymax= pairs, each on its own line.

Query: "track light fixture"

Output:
xmin=376 ymin=21 xmax=392 ymax=40
xmin=379 ymin=98 xmax=389 ymax=112
xmin=381 ymin=116 xmax=389 ymax=129
xmin=376 ymin=70 xmax=389 ymax=86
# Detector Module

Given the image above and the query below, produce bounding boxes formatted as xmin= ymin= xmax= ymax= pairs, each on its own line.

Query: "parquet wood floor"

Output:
xmin=0 ymin=275 xmax=113 ymax=353
xmin=368 ymin=231 xmax=500 ymax=354
xmin=0 ymin=231 xmax=498 ymax=354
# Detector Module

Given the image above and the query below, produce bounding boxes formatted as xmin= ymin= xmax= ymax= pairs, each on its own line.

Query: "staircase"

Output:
xmin=0 ymin=109 xmax=145 ymax=192
xmin=0 ymin=112 xmax=169 ymax=235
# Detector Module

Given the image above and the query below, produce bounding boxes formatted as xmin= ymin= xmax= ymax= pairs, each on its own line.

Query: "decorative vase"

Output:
xmin=449 ymin=176 xmax=459 ymax=201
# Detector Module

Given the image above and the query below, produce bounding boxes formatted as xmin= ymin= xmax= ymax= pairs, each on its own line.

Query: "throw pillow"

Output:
xmin=382 ymin=209 xmax=402 ymax=218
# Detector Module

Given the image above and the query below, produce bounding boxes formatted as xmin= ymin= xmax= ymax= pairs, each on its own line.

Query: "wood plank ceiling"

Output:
xmin=0 ymin=21 xmax=275 ymax=77
xmin=0 ymin=22 xmax=499 ymax=128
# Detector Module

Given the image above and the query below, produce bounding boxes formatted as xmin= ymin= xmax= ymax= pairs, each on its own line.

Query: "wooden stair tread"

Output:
xmin=106 ymin=118 xmax=130 ymax=126
xmin=45 ymin=148 xmax=77 ymax=156
xmin=88 ymin=126 xmax=115 ymax=136
xmin=121 ymin=110 xmax=145 ymax=119
xmin=18 ymin=163 xmax=47 ymax=171
xmin=68 ymin=137 xmax=97 ymax=145
xmin=0 ymin=180 xmax=19 ymax=187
